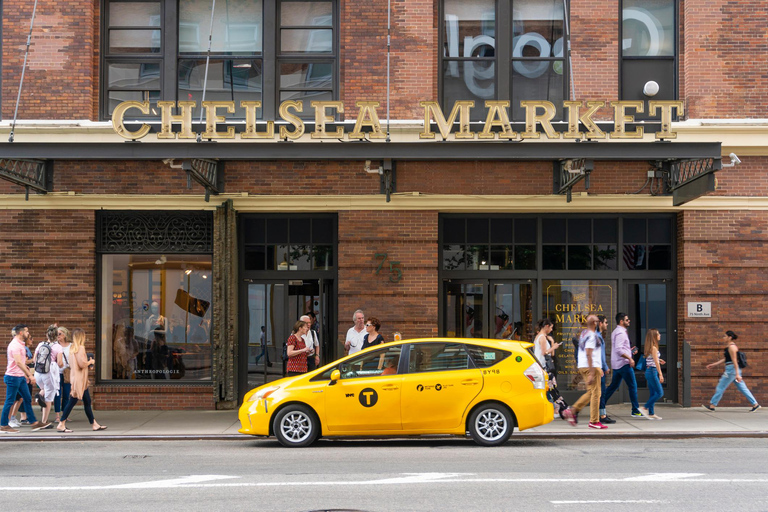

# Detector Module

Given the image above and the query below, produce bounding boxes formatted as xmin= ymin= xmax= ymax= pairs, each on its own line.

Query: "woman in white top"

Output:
xmin=534 ymin=318 xmax=560 ymax=368
xmin=55 ymin=327 xmax=73 ymax=421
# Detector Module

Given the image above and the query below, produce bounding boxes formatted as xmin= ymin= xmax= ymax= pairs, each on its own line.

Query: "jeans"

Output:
xmin=572 ymin=368 xmax=602 ymax=423
xmin=60 ymin=389 xmax=95 ymax=424
xmin=644 ymin=367 xmax=663 ymax=415
xmin=2 ymin=375 xmax=37 ymax=426
xmin=54 ymin=374 xmax=71 ymax=415
xmin=601 ymin=364 xmax=640 ymax=414
xmin=710 ymin=363 xmax=757 ymax=406
xmin=599 ymin=373 xmax=607 ymax=416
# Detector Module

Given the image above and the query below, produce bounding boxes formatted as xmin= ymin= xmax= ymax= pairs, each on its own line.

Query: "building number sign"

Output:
xmin=375 ymin=253 xmax=403 ymax=283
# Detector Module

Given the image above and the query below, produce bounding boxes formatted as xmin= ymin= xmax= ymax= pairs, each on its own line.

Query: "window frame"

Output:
xmin=438 ymin=0 xmax=570 ymax=122
xmin=101 ymin=0 xmax=339 ymax=121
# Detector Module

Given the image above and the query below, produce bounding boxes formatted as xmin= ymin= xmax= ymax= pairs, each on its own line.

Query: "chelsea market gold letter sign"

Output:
xmin=112 ymin=99 xmax=683 ymax=141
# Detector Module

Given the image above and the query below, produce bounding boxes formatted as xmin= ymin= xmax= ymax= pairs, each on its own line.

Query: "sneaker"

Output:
xmin=588 ymin=422 xmax=608 ymax=429
xmin=30 ymin=421 xmax=51 ymax=432
xmin=600 ymin=416 xmax=617 ymax=424
xmin=649 ymin=414 xmax=663 ymax=420
xmin=562 ymin=408 xmax=578 ymax=427
xmin=8 ymin=418 xmax=21 ymax=428
xmin=750 ymin=404 xmax=761 ymax=413
xmin=638 ymin=407 xmax=650 ymax=417
xmin=631 ymin=411 xmax=644 ymax=418
xmin=0 ymin=425 xmax=20 ymax=433
xmin=702 ymin=404 xmax=715 ymax=412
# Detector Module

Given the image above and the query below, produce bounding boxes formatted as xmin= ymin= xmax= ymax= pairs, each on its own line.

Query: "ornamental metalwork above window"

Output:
xmin=97 ymin=211 xmax=213 ymax=253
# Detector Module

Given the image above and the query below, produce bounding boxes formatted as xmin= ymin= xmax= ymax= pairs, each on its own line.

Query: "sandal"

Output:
xmin=57 ymin=428 xmax=73 ymax=433
xmin=93 ymin=426 xmax=108 ymax=431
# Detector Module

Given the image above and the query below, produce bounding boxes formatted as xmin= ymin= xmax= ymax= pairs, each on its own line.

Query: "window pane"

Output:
xmin=466 ymin=218 xmax=489 ymax=243
xmin=542 ymin=218 xmax=566 ymax=243
xmin=543 ymin=245 xmax=565 ymax=270
xmin=490 ymin=245 xmax=514 ymax=270
xmin=622 ymin=0 xmax=675 ymax=57
xmin=267 ymin=218 xmax=289 ymax=243
xmin=108 ymin=91 xmax=161 ymax=116
xmin=466 ymin=245 xmax=489 ymax=270
xmin=465 ymin=344 xmax=510 ymax=368
xmin=512 ymin=0 xmax=564 ymax=47
xmin=267 ymin=244 xmax=290 ymax=270
xmin=623 ymin=244 xmax=646 ymax=270
xmin=408 ymin=343 xmax=471 ymax=373
xmin=109 ymin=30 xmax=161 ymax=53
xmin=290 ymin=245 xmax=311 ymax=270
xmin=594 ymin=218 xmax=618 ymax=243
xmin=290 ymin=218 xmax=311 ymax=243
xmin=281 ymin=29 xmax=333 ymax=53
xmin=281 ymin=2 xmax=332 ymax=26
xmin=109 ymin=2 xmax=161 ymax=27
xmin=511 ymin=64 xmax=564 ymax=120
xmin=623 ymin=218 xmax=646 ymax=243
xmin=594 ymin=245 xmax=617 ymax=270
xmin=100 ymin=254 xmax=213 ymax=381
xmin=443 ymin=218 xmax=465 ymax=244
xmin=340 ymin=345 xmax=402 ymax=379
xmin=280 ymin=62 xmax=333 ymax=89
xmin=648 ymin=218 xmax=672 ymax=243
xmin=515 ymin=218 xmax=536 ymax=243
xmin=648 ymin=245 xmax=672 ymax=270
xmin=568 ymin=218 xmax=591 ymax=243
xmin=444 ymin=0 xmax=495 ymax=58
xmin=514 ymin=245 xmax=536 ymax=270
xmin=279 ymin=90 xmax=334 ymax=117
xmin=244 ymin=246 xmax=266 ymax=270
xmin=243 ymin=218 xmax=266 ymax=243
xmin=443 ymin=60 xmax=495 ymax=122
xmin=108 ymin=62 xmax=161 ymax=89
xmin=312 ymin=217 xmax=333 ymax=243
xmin=312 ymin=245 xmax=333 ymax=270
xmin=443 ymin=245 xmax=465 ymax=270
xmin=568 ymin=245 xmax=592 ymax=270
xmin=178 ymin=59 xmax=262 ymax=118
xmin=490 ymin=218 xmax=514 ymax=243
xmin=179 ymin=0 xmax=263 ymax=54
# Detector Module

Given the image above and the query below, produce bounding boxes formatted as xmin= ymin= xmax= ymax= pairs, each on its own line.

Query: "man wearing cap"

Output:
xmin=2 ymin=325 xmax=50 ymax=433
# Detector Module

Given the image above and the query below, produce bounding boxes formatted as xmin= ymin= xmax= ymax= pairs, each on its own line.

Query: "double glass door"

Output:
xmin=443 ymin=280 xmax=535 ymax=342
xmin=240 ymin=279 xmax=334 ymax=399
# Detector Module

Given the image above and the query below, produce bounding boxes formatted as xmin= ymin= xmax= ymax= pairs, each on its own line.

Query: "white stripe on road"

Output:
xmin=552 ymin=500 xmax=665 ymax=504
xmin=1 ymin=473 xmax=767 ymax=491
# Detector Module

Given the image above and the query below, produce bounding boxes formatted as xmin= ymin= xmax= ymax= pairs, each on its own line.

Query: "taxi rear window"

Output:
xmin=465 ymin=345 xmax=511 ymax=368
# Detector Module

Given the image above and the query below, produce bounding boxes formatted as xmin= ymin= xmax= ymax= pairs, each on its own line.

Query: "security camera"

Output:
xmin=722 ymin=153 xmax=741 ymax=167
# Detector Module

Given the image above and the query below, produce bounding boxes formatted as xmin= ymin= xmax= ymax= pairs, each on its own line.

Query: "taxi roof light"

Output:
xmin=523 ymin=363 xmax=546 ymax=390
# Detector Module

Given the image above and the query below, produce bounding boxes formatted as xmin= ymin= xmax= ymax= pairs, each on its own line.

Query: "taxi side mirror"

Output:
xmin=329 ymin=369 xmax=340 ymax=385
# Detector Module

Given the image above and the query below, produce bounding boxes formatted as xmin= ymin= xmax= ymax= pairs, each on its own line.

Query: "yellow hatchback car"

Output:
xmin=238 ymin=338 xmax=553 ymax=447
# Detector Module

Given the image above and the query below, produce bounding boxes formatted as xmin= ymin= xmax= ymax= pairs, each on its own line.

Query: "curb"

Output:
xmin=2 ymin=431 xmax=768 ymax=442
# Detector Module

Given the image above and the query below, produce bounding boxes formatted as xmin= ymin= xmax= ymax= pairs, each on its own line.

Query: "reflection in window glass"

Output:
xmin=515 ymin=245 xmax=536 ymax=270
xmin=280 ymin=62 xmax=333 ymax=89
xmin=444 ymin=0 xmax=495 ymax=58
xmin=442 ymin=61 xmax=495 ymax=122
xmin=109 ymin=30 xmax=162 ymax=54
xmin=281 ymin=2 xmax=333 ymax=26
xmin=178 ymin=59 xmax=263 ymax=119
xmin=622 ymin=0 xmax=674 ymax=57
xmin=445 ymin=282 xmax=484 ymax=338
xmin=594 ymin=245 xmax=618 ymax=270
xmin=408 ymin=343 xmax=471 ymax=373
xmin=110 ymin=2 xmax=161 ymax=27
xmin=568 ymin=245 xmax=592 ymax=270
xmin=179 ymin=0 xmax=263 ymax=54
xmin=623 ymin=244 xmax=647 ymax=270
xmin=543 ymin=245 xmax=565 ymax=270
xmin=490 ymin=245 xmax=514 ymax=270
xmin=465 ymin=344 xmax=510 ymax=367
xmin=100 ymin=254 xmax=213 ymax=381
xmin=648 ymin=245 xmax=672 ymax=270
xmin=443 ymin=245 xmax=465 ymax=270
xmin=340 ymin=346 xmax=402 ymax=379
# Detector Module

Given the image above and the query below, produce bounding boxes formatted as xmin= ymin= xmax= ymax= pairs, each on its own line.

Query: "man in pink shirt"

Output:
xmin=2 ymin=325 xmax=48 ymax=433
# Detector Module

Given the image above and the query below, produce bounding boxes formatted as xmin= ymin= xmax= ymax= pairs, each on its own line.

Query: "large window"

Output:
xmin=97 ymin=211 xmax=214 ymax=382
xmin=103 ymin=0 xmax=337 ymax=120
xmin=441 ymin=0 xmax=567 ymax=121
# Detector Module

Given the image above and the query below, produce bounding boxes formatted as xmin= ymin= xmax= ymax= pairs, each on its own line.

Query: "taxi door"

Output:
xmin=400 ymin=342 xmax=483 ymax=430
xmin=324 ymin=345 xmax=404 ymax=432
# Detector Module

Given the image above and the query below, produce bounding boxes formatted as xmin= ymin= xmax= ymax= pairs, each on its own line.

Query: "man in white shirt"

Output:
xmin=563 ymin=314 xmax=606 ymax=429
xmin=300 ymin=315 xmax=320 ymax=371
xmin=345 ymin=309 xmax=366 ymax=355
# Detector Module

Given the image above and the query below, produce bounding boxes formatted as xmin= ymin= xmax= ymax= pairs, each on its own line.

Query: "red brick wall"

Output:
xmin=1 ymin=0 xmax=97 ymax=119
xmin=677 ymin=210 xmax=766 ymax=406
xmin=92 ymin=384 xmax=215 ymax=410
xmin=336 ymin=210 xmax=439 ymax=353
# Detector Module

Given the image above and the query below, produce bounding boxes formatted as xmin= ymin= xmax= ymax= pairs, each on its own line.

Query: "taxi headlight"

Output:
xmin=247 ymin=386 xmax=280 ymax=402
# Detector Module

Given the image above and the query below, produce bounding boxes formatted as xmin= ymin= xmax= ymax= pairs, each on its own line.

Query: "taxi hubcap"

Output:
xmin=281 ymin=411 xmax=312 ymax=442
xmin=476 ymin=409 xmax=508 ymax=441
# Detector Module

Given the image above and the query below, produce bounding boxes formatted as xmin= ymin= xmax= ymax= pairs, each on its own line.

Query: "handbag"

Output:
xmin=544 ymin=354 xmax=556 ymax=374
xmin=635 ymin=354 xmax=646 ymax=371
xmin=62 ymin=353 xmax=71 ymax=383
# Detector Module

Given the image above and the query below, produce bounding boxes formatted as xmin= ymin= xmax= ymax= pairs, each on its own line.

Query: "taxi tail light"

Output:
xmin=523 ymin=363 xmax=546 ymax=389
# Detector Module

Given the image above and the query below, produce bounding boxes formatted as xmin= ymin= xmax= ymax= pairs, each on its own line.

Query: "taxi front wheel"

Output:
xmin=468 ymin=404 xmax=514 ymax=447
xmin=273 ymin=404 xmax=320 ymax=447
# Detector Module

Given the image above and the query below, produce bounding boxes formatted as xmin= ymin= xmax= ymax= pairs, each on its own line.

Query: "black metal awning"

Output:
xmin=0 ymin=141 xmax=721 ymax=161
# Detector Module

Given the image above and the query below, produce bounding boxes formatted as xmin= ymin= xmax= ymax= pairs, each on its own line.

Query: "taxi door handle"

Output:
xmin=461 ymin=379 xmax=480 ymax=385
xmin=382 ymin=384 xmax=399 ymax=390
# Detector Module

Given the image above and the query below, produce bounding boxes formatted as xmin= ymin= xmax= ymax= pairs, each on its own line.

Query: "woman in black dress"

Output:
xmin=361 ymin=317 xmax=384 ymax=350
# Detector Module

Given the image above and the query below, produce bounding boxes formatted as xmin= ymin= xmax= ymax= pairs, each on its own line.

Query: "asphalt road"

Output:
xmin=1 ymin=437 xmax=767 ymax=511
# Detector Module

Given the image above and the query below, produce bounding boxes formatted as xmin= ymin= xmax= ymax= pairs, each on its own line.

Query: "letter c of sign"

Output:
xmin=112 ymin=101 xmax=151 ymax=140
xmin=359 ymin=388 xmax=378 ymax=407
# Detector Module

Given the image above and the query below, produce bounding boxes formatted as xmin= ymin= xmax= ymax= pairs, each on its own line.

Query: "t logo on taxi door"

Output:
xmin=359 ymin=388 xmax=378 ymax=407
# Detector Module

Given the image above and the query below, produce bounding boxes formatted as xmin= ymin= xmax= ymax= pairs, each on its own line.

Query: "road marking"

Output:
xmin=1 ymin=473 xmax=768 ymax=491
xmin=552 ymin=500 xmax=665 ymax=504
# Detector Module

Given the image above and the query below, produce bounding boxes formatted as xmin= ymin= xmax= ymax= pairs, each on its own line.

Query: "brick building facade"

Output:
xmin=1 ymin=0 xmax=765 ymax=410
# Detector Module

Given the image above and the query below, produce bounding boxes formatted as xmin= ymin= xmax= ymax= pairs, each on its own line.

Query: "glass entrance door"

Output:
xmin=623 ymin=281 xmax=673 ymax=401
xmin=443 ymin=280 xmax=534 ymax=340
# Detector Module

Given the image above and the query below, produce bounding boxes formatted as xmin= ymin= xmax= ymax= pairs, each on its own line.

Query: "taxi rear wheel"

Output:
xmin=273 ymin=404 xmax=319 ymax=448
xmin=468 ymin=404 xmax=514 ymax=447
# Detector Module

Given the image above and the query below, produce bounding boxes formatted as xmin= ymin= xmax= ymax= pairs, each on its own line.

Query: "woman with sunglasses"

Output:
xmin=361 ymin=317 xmax=384 ymax=350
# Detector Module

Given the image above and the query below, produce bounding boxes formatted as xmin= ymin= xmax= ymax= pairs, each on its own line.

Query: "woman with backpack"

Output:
xmin=703 ymin=330 xmax=761 ymax=413
xmin=32 ymin=325 xmax=62 ymax=429
xmin=57 ymin=328 xmax=107 ymax=432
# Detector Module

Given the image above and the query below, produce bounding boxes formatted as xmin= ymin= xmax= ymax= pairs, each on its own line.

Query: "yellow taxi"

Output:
xmin=238 ymin=338 xmax=553 ymax=447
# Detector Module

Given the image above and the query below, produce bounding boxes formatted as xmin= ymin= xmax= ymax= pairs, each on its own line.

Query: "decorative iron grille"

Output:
xmin=97 ymin=211 xmax=213 ymax=253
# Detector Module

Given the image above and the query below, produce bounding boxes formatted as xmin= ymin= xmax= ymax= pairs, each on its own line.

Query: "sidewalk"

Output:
xmin=0 ymin=404 xmax=764 ymax=441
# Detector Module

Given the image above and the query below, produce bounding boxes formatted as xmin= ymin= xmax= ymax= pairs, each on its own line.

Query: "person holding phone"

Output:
xmin=57 ymin=328 xmax=107 ymax=433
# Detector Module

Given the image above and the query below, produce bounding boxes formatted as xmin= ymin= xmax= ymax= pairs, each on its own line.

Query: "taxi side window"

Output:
xmin=339 ymin=346 xmax=402 ymax=379
xmin=407 ymin=343 xmax=471 ymax=373
xmin=464 ymin=345 xmax=511 ymax=368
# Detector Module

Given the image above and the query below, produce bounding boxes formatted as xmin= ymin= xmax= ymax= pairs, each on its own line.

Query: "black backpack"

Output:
xmin=34 ymin=342 xmax=52 ymax=374
xmin=737 ymin=350 xmax=747 ymax=369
